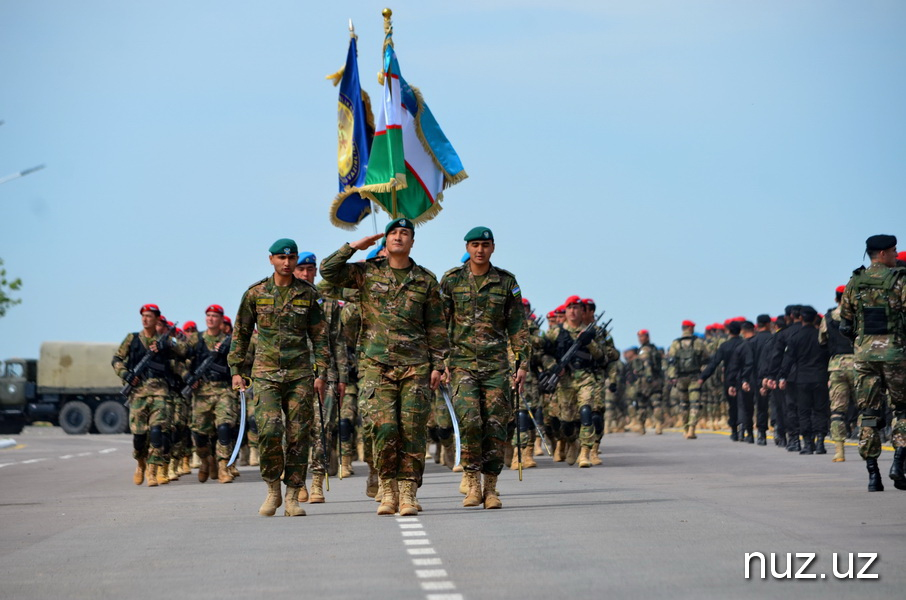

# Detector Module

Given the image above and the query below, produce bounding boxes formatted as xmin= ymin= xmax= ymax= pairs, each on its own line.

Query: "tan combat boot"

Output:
xmin=565 ymin=440 xmax=580 ymax=465
xmin=249 ymin=446 xmax=260 ymax=466
xmin=458 ymin=472 xmax=470 ymax=495
xmin=309 ymin=473 xmax=326 ymax=503
xmin=374 ymin=477 xmax=386 ymax=503
xmin=239 ymin=445 xmax=250 ymax=467
xmin=146 ymin=463 xmax=158 ymax=487
xmin=833 ymin=441 xmax=845 ymax=462
xmin=340 ymin=454 xmax=354 ymax=478
xmin=577 ymin=446 xmax=592 ymax=468
xmin=590 ymin=442 xmax=603 ymax=466
xmin=198 ymin=454 xmax=210 ymax=483
xmin=218 ymin=459 xmax=234 ymax=483
xmin=133 ymin=459 xmax=146 ymax=485
xmin=284 ymin=486 xmax=307 ymax=517
xmin=534 ymin=437 xmax=543 ymax=457
xmin=189 ymin=452 xmax=202 ymax=469
xmin=522 ymin=448 xmax=537 ymax=468
xmin=297 ymin=484 xmax=309 ymax=503
xmin=179 ymin=456 xmax=191 ymax=475
xmin=259 ymin=480 xmax=282 ymax=516
xmin=482 ymin=474 xmax=502 ymax=509
xmin=377 ymin=479 xmax=398 ymax=515
xmin=510 ymin=450 xmax=521 ymax=470
xmin=229 ymin=464 xmax=240 ymax=478
xmin=441 ymin=438 xmax=456 ymax=469
xmin=399 ymin=480 xmax=419 ymax=516
xmin=356 ymin=437 xmax=365 ymax=463
xmin=553 ymin=440 xmax=565 ymax=462
xmin=365 ymin=466 xmax=379 ymax=498
xmin=168 ymin=459 xmax=180 ymax=481
xmin=157 ymin=464 xmax=169 ymax=485
xmin=462 ymin=471 xmax=482 ymax=507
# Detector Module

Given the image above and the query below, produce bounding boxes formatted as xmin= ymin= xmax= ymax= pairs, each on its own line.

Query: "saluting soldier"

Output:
xmin=228 ymin=238 xmax=329 ymax=516
xmin=440 ymin=226 xmax=530 ymax=508
xmin=320 ymin=218 xmax=449 ymax=516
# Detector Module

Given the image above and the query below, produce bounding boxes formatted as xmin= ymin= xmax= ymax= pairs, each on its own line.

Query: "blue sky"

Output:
xmin=1 ymin=1 xmax=904 ymax=361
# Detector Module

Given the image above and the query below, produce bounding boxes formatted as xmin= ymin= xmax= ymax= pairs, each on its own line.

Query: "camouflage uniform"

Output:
xmin=309 ymin=287 xmax=347 ymax=478
xmin=440 ymin=263 xmax=529 ymax=476
xmin=666 ymin=335 xmax=710 ymax=429
xmin=818 ymin=305 xmax=856 ymax=444
xmin=637 ymin=342 xmax=664 ymax=431
xmin=227 ymin=275 xmax=329 ymax=487
xmin=510 ymin=318 xmax=544 ymax=449
xmin=320 ymin=244 xmax=449 ymax=486
xmin=839 ymin=263 xmax=906 ymax=460
xmin=113 ymin=333 xmax=184 ymax=467
xmin=188 ymin=331 xmax=237 ymax=461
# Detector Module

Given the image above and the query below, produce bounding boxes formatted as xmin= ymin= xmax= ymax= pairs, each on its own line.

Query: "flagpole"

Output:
xmin=383 ymin=8 xmax=397 ymax=218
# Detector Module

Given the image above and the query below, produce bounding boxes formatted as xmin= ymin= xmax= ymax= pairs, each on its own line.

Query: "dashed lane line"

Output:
xmin=0 ymin=448 xmax=118 ymax=469
xmin=397 ymin=516 xmax=463 ymax=600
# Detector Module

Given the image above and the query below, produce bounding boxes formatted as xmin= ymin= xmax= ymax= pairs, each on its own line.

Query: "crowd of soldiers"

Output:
xmin=113 ymin=230 xmax=906 ymax=516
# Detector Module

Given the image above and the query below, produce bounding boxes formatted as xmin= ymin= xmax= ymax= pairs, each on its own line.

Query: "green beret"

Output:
xmin=464 ymin=226 xmax=494 ymax=242
xmin=269 ymin=238 xmax=298 ymax=255
xmin=385 ymin=218 xmax=415 ymax=236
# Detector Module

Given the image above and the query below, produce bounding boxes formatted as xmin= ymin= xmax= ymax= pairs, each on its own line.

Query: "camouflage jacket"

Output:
xmin=840 ymin=262 xmax=906 ymax=362
xmin=312 ymin=285 xmax=347 ymax=384
xmin=113 ymin=331 xmax=187 ymax=396
xmin=637 ymin=342 xmax=664 ymax=385
xmin=541 ymin=321 xmax=605 ymax=372
xmin=666 ymin=335 xmax=711 ymax=379
xmin=440 ymin=263 xmax=529 ymax=373
xmin=320 ymin=244 xmax=449 ymax=370
xmin=227 ymin=275 xmax=329 ymax=382
xmin=186 ymin=330 xmax=232 ymax=392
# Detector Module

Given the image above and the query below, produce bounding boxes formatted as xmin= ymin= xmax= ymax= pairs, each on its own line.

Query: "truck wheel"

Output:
xmin=59 ymin=401 xmax=92 ymax=434
xmin=94 ymin=400 xmax=128 ymax=434
xmin=0 ymin=417 xmax=25 ymax=434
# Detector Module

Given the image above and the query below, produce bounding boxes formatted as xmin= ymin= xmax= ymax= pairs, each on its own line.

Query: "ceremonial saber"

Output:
xmin=0 ymin=164 xmax=45 ymax=185
xmin=521 ymin=391 xmax=552 ymax=456
xmin=440 ymin=384 xmax=462 ymax=466
xmin=227 ymin=387 xmax=248 ymax=467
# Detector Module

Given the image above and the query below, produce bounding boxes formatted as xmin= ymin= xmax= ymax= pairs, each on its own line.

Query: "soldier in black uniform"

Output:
xmin=767 ymin=306 xmax=804 ymax=451
xmin=699 ymin=320 xmax=743 ymax=440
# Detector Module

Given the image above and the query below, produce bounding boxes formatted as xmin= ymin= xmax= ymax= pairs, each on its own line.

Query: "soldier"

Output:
xmin=510 ymin=298 xmax=541 ymax=468
xmin=295 ymin=252 xmax=347 ymax=503
xmin=156 ymin=316 xmax=189 ymax=483
xmin=440 ymin=226 xmax=529 ymax=508
xmin=187 ymin=304 xmax=237 ymax=483
xmin=636 ymin=329 xmax=665 ymax=434
xmin=699 ymin=321 xmax=743 ymax=440
xmin=666 ymin=320 xmax=710 ymax=440
xmin=819 ymin=285 xmax=856 ymax=462
xmin=766 ymin=305 xmax=804 ymax=451
xmin=740 ymin=315 xmax=774 ymax=445
xmin=839 ymin=234 xmax=906 ymax=492
xmin=542 ymin=296 xmax=609 ymax=467
xmin=228 ymin=238 xmax=329 ymax=516
xmin=183 ymin=321 xmax=198 ymax=335
xmin=112 ymin=304 xmax=184 ymax=487
xmin=320 ymin=219 xmax=449 ymax=516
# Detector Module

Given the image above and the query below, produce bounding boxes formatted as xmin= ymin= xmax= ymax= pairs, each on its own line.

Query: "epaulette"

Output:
xmin=493 ymin=266 xmax=518 ymax=280
xmin=297 ymin=278 xmax=319 ymax=292
xmin=365 ymin=256 xmax=387 ymax=264
xmin=247 ymin=277 xmax=269 ymax=290
xmin=441 ymin=264 xmax=465 ymax=280
xmin=418 ymin=264 xmax=438 ymax=280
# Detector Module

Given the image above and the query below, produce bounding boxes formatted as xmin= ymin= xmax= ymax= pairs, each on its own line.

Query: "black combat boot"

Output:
xmin=756 ymin=430 xmax=767 ymax=446
xmin=729 ymin=429 xmax=738 ymax=442
xmin=889 ymin=447 xmax=906 ymax=490
xmin=799 ymin=435 xmax=815 ymax=455
xmin=867 ymin=458 xmax=884 ymax=492
xmin=787 ymin=436 xmax=801 ymax=453
xmin=745 ymin=430 xmax=754 ymax=444
xmin=775 ymin=432 xmax=787 ymax=448
xmin=814 ymin=435 xmax=827 ymax=455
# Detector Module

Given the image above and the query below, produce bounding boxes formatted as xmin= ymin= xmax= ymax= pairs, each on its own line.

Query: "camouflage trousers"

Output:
xmin=244 ymin=387 xmax=258 ymax=449
xmin=359 ymin=357 xmax=431 ymax=485
xmin=253 ymin=377 xmax=313 ymax=486
xmin=339 ymin=380 xmax=363 ymax=464
xmin=855 ymin=359 xmax=906 ymax=460
xmin=828 ymin=355 xmax=855 ymax=443
xmin=129 ymin=393 xmax=170 ymax=466
xmin=510 ymin=378 xmax=538 ymax=448
xmin=450 ymin=367 xmax=511 ymax=476
xmin=192 ymin=384 xmax=238 ymax=461
xmin=556 ymin=369 xmax=598 ymax=448
xmin=673 ymin=376 xmax=703 ymax=428
xmin=310 ymin=381 xmax=340 ymax=475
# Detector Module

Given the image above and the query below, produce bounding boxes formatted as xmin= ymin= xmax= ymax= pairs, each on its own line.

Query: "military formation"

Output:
xmin=113 ymin=232 xmax=906 ymax=515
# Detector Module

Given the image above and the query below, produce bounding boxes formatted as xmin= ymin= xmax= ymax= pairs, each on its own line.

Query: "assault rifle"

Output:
xmin=180 ymin=335 xmax=232 ymax=398
xmin=537 ymin=313 xmax=607 ymax=394
xmin=120 ymin=321 xmax=179 ymax=400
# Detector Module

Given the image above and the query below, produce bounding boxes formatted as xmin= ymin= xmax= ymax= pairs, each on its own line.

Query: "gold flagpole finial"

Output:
xmin=382 ymin=8 xmax=393 ymax=44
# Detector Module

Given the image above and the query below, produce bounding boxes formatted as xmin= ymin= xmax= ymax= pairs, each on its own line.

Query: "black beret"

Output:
xmin=866 ymin=234 xmax=896 ymax=252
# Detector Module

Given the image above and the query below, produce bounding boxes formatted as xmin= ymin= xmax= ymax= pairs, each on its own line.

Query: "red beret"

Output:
xmin=521 ymin=298 xmax=530 ymax=306
xmin=183 ymin=321 xmax=197 ymax=330
xmin=555 ymin=305 xmax=566 ymax=313
xmin=771 ymin=316 xmax=777 ymax=322
xmin=713 ymin=322 xmax=725 ymax=330
xmin=582 ymin=298 xmax=595 ymax=305
xmin=222 ymin=315 xmax=231 ymax=324
xmin=205 ymin=304 xmax=225 ymax=315
xmin=166 ymin=321 xmax=174 ymax=327
xmin=158 ymin=315 xmax=167 ymax=323
xmin=682 ymin=320 xmax=695 ymax=328
xmin=723 ymin=318 xmax=733 ymax=326
xmin=564 ymin=295 xmax=582 ymax=306
xmin=140 ymin=304 xmax=161 ymax=315
xmin=637 ymin=329 xmax=649 ymax=336
xmin=899 ymin=251 xmax=906 ymax=261
xmin=704 ymin=324 xmax=714 ymax=331
xmin=547 ymin=311 xmax=556 ymax=318
xmin=835 ymin=285 xmax=846 ymax=294
xmin=734 ymin=316 xmax=746 ymax=322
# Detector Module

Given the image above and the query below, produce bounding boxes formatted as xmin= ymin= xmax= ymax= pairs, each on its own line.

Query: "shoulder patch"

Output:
xmin=511 ymin=285 xmax=521 ymax=297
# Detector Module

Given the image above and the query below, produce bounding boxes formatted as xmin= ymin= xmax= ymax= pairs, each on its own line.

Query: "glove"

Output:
xmin=577 ymin=328 xmax=595 ymax=347
xmin=839 ymin=319 xmax=856 ymax=341
xmin=608 ymin=383 xmax=618 ymax=393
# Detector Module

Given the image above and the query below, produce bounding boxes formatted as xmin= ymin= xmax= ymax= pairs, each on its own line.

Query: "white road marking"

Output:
xmin=76 ymin=452 xmax=91 ymax=457
xmin=0 ymin=462 xmax=15 ymax=468
xmin=404 ymin=539 xmax=431 ymax=546
xmin=425 ymin=595 xmax=463 ymax=600
xmin=407 ymin=548 xmax=437 ymax=555
xmin=60 ymin=455 xmax=75 ymax=459
xmin=402 ymin=530 xmax=427 ymax=537
xmin=421 ymin=581 xmax=456 ymax=591
xmin=399 ymin=523 xmax=424 ymax=529
xmin=416 ymin=569 xmax=448 ymax=578
xmin=412 ymin=558 xmax=443 ymax=566
xmin=21 ymin=458 xmax=47 ymax=464
xmin=98 ymin=448 xmax=117 ymax=454
xmin=397 ymin=516 xmax=462 ymax=599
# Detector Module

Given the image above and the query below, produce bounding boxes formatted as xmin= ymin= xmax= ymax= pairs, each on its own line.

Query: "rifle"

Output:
xmin=120 ymin=322 xmax=179 ymax=401
xmin=537 ymin=313 xmax=605 ymax=394
xmin=180 ymin=335 xmax=232 ymax=398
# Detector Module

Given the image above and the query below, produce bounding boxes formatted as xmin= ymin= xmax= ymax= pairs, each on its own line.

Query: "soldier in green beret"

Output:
xmin=440 ymin=226 xmax=530 ymax=508
xmin=228 ymin=238 xmax=330 ymax=516
xmin=320 ymin=219 xmax=449 ymax=516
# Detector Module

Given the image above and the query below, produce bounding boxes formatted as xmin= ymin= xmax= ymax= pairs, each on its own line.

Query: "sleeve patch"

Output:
xmin=512 ymin=285 xmax=521 ymax=296
xmin=292 ymin=299 xmax=311 ymax=307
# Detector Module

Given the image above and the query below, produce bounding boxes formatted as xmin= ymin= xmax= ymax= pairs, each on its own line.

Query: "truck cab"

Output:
xmin=0 ymin=358 xmax=36 ymax=434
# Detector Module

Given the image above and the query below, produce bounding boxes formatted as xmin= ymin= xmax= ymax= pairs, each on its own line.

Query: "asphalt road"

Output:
xmin=1 ymin=426 xmax=903 ymax=600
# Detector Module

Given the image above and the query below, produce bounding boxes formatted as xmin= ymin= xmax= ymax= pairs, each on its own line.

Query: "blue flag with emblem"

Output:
xmin=328 ymin=31 xmax=375 ymax=230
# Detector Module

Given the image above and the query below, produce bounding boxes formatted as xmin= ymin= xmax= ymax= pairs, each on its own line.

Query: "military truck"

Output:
xmin=0 ymin=342 xmax=127 ymax=434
